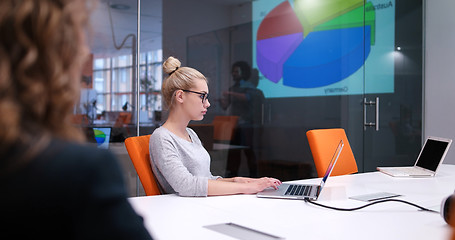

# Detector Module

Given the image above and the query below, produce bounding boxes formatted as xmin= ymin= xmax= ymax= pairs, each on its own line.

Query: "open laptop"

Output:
xmin=377 ymin=136 xmax=452 ymax=177
xmin=257 ymin=140 xmax=344 ymax=200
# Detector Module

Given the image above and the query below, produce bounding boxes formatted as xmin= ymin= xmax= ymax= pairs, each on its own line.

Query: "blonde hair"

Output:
xmin=0 ymin=0 xmax=92 ymax=163
xmin=162 ymin=56 xmax=207 ymax=110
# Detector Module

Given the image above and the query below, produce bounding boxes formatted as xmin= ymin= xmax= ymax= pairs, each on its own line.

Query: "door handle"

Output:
xmin=364 ymin=97 xmax=379 ymax=131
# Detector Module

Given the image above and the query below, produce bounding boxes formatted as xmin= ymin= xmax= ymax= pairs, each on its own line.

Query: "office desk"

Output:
xmin=129 ymin=164 xmax=455 ymax=240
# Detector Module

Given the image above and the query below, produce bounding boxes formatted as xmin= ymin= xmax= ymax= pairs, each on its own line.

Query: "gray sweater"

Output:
xmin=149 ymin=126 xmax=219 ymax=196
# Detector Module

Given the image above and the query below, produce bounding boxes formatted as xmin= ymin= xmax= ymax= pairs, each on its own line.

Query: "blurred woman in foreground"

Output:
xmin=0 ymin=0 xmax=153 ymax=239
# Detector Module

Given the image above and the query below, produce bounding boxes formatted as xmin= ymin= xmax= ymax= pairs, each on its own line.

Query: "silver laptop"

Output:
xmin=377 ymin=136 xmax=452 ymax=177
xmin=257 ymin=140 xmax=344 ymax=200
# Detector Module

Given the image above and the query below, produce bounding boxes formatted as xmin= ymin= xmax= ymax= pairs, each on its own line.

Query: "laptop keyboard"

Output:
xmin=285 ymin=185 xmax=313 ymax=196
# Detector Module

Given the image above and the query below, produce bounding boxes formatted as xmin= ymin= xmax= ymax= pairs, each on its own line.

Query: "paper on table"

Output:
xmin=349 ymin=192 xmax=401 ymax=202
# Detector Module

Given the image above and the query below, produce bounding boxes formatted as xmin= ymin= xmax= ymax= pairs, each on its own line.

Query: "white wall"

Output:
xmin=162 ymin=0 xmax=250 ymax=62
xmin=163 ymin=0 xmax=231 ymax=63
xmin=424 ymin=0 xmax=455 ymax=164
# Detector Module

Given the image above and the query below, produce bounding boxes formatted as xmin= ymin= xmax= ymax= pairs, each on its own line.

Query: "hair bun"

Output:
xmin=163 ymin=56 xmax=181 ymax=75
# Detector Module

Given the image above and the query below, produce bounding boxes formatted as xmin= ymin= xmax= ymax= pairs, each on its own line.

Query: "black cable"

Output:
xmin=304 ymin=198 xmax=439 ymax=213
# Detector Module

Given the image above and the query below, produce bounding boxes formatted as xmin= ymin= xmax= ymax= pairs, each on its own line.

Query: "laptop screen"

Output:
xmin=92 ymin=127 xmax=112 ymax=149
xmin=416 ymin=137 xmax=451 ymax=171
xmin=320 ymin=140 xmax=344 ymax=186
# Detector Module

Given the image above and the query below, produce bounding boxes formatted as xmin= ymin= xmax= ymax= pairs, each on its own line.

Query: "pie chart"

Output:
xmin=256 ymin=0 xmax=376 ymax=88
xmin=94 ymin=128 xmax=107 ymax=146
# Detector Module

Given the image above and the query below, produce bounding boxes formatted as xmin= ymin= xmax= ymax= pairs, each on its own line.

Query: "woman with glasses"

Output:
xmin=149 ymin=56 xmax=281 ymax=197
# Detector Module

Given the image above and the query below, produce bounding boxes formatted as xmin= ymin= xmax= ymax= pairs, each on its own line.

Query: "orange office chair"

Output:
xmin=124 ymin=135 xmax=161 ymax=196
xmin=306 ymin=128 xmax=358 ymax=177
xmin=114 ymin=112 xmax=132 ymax=127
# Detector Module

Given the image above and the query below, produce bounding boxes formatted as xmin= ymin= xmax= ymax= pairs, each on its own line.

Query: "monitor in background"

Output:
xmin=92 ymin=127 xmax=112 ymax=149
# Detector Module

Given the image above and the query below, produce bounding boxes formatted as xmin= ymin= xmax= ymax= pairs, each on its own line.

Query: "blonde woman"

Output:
xmin=150 ymin=56 xmax=281 ymax=197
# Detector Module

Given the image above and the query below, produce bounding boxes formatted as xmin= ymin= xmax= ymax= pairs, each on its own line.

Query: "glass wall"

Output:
xmin=179 ymin=0 xmax=422 ymax=181
xmin=92 ymin=51 xmax=162 ymax=117
xmin=79 ymin=0 xmax=162 ymax=196
xmin=81 ymin=0 xmax=423 ymax=196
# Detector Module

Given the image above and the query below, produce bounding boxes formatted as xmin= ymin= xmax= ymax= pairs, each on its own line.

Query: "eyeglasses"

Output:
xmin=182 ymin=89 xmax=209 ymax=103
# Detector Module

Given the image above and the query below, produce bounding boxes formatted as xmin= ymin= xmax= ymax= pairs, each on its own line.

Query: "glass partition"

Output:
xmin=183 ymin=0 xmax=422 ymax=181
xmin=81 ymin=0 xmax=422 ymax=196
xmin=78 ymin=0 xmax=162 ymax=196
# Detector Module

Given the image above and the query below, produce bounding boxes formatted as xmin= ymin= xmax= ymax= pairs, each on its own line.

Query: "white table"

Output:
xmin=129 ymin=164 xmax=455 ymax=240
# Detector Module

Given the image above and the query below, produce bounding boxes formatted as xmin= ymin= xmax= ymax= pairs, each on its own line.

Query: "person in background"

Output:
xmin=220 ymin=61 xmax=265 ymax=177
xmin=149 ymin=56 xmax=281 ymax=197
xmin=77 ymin=76 xmax=98 ymax=121
xmin=0 ymin=0 xmax=153 ymax=239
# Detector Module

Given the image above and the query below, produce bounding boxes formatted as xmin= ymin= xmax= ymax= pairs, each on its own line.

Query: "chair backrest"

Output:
xmin=124 ymin=135 xmax=161 ymax=196
xmin=306 ymin=128 xmax=358 ymax=177
xmin=212 ymin=115 xmax=239 ymax=141
xmin=114 ymin=112 xmax=132 ymax=127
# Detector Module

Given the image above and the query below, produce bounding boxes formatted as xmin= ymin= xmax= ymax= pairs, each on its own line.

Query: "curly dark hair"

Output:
xmin=0 ymin=0 xmax=92 ymax=163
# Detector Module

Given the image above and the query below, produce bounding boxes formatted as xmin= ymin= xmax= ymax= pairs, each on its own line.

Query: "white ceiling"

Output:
xmin=89 ymin=0 xmax=252 ymax=57
xmin=90 ymin=0 xmax=162 ymax=57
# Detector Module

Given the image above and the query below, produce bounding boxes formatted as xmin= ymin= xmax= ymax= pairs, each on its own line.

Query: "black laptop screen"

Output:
xmin=416 ymin=138 xmax=449 ymax=171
